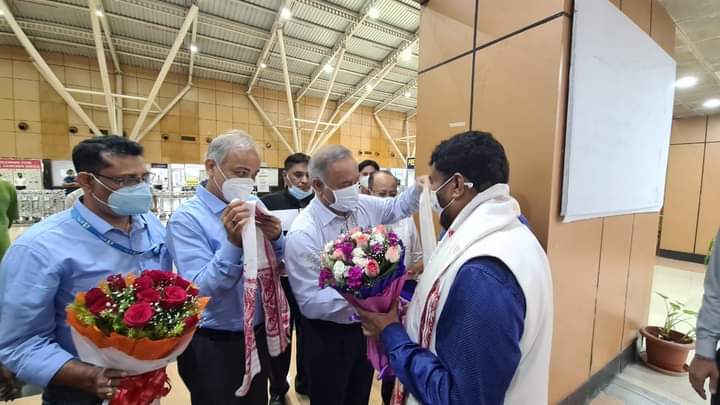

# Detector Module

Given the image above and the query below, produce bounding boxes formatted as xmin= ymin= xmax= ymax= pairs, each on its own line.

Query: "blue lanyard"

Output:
xmin=71 ymin=208 xmax=163 ymax=257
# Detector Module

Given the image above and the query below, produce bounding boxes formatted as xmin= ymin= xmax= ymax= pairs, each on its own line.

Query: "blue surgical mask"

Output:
xmin=288 ymin=185 xmax=313 ymax=200
xmin=92 ymin=175 xmax=153 ymax=216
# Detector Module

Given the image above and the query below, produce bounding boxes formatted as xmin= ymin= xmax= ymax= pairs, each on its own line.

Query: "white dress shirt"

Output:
xmin=285 ymin=184 xmax=422 ymax=324
xmin=389 ymin=216 xmax=422 ymax=269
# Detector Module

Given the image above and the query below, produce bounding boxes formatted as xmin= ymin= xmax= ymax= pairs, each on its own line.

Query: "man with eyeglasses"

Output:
xmin=0 ymin=135 xmax=172 ymax=405
xmin=166 ymin=130 xmax=286 ymax=405
xmin=260 ymin=153 xmax=313 ymax=405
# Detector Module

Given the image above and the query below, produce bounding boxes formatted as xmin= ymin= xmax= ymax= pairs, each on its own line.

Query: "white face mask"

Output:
xmin=430 ymin=174 xmax=473 ymax=215
xmin=214 ymin=164 xmax=254 ymax=202
xmin=329 ymin=183 xmax=360 ymax=213
xmin=359 ymin=175 xmax=370 ymax=189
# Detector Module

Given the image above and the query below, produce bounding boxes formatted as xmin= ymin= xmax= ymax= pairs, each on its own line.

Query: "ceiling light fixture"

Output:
xmin=368 ymin=6 xmax=380 ymax=19
xmin=280 ymin=7 xmax=292 ymax=20
xmin=189 ymin=44 xmax=198 ymax=53
xmin=323 ymin=64 xmax=333 ymax=74
xmin=400 ymin=48 xmax=412 ymax=60
xmin=95 ymin=10 xmax=104 ymax=17
xmin=260 ymin=62 xmax=267 ymax=69
xmin=704 ymin=98 xmax=720 ymax=109
xmin=0 ymin=9 xmax=5 ymax=16
xmin=404 ymin=91 xmax=411 ymax=98
xmin=675 ymin=76 xmax=698 ymax=89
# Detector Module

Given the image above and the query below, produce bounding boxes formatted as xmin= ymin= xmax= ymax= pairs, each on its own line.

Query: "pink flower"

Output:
xmin=332 ymin=249 xmax=346 ymax=261
xmin=385 ymin=245 xmax=401 ymax=264
xmin=355 ymin=234 xmax=369 ymax=248
xmin=319 ymin=269 xmax=335 ymax=288
xmin=375 ymin=225 xmax=387 ymax=235
xmin=365 ymin=259 xmax=380 ymax=278
xmin=349 ymin=227 xmax=361 ymax=235
xmin=347 ymin=266 xmax=363 ymax=289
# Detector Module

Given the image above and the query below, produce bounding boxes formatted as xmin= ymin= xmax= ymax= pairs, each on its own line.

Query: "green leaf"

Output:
xmin=656 ymin=292 xmax=669 ymax=300
xmin=683 ymin=309 xmax=698 ymax=316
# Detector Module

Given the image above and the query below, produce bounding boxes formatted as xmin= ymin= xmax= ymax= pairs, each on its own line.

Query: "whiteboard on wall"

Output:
xmin=561 ymin=0 xmax=676 ymax=222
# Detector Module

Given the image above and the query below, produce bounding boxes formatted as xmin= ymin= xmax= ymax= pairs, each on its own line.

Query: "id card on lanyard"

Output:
xmin=71 ymin=207 xmax=163 ymax=257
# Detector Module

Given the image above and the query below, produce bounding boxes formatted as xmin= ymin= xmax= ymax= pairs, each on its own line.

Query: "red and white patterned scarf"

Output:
xmin=234 ymin=202 xmax=290 ymax=397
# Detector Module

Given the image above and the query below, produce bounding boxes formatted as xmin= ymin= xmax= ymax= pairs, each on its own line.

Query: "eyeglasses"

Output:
xmin=92 ymin=172 xmax=155 ymax=187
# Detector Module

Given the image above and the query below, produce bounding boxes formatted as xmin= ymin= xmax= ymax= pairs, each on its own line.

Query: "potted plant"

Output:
xmin=640 ymin=292 xmax=698 ymax=373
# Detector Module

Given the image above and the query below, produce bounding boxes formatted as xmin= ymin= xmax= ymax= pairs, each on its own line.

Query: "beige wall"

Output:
xmin=416 ymin=0 xmax=673 ymax=402
xmin=660 ymin=115 xmax=720 ymax=256
xmin=0 ymin=46 xmax=412 ymax=168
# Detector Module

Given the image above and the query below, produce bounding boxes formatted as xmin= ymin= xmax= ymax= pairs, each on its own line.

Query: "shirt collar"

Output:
xmin=197 ymin=185 xmax=227 ymax=215
xmin=309 ymin=197 xmax=343 ymax=227
xmin=73 ymin=199 xmax=147 ymax=235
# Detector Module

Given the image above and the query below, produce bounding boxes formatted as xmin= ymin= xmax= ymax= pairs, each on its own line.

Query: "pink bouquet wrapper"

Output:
xmin=343 ymin=272 xmax=407 ymax=379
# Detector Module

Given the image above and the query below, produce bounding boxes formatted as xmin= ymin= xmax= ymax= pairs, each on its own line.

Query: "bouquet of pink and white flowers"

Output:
xmin=318 ymin=225 xmax=406 ymax=378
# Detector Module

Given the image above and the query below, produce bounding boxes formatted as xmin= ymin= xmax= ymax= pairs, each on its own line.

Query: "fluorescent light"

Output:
xmin=0 ymin=9 xmax=5 ymax=16
xmin=95 ymin=9 xmax=104 ymax=17
xmin=404 ymin=91 xmax=411 ymax=98
xmin=323 ymin=64 xmax=333 ymax=74
xmin=189 ymin=44 xmax=199 ymax=53
xmin=704 ymin=98 xmax=720 ymax=109
xmin=280 ymin=7 xmax=292 ymax=20
xmin=400 ymin=48 xmax=412 ymax=60
xmin=675 ymin=76 xmax=698 ymax=88
xmin=260 ymin=62 xmax=267 ymax=69
xmin=368 ymin=6 xmax=380 ymax=19
xmin=365 ymin=83 xmax=374 ymax=92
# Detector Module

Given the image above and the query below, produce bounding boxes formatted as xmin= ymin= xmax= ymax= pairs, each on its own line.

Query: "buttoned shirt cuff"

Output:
xmin=217 ymin=240 xmax=243 ymax=264
xmin=380 ymin=322 xmax=410 ymax=352
xmin=24 ymin=350 xmax=75 ymax=388
xmin=695 ymin=337 xmax=718 ymax=360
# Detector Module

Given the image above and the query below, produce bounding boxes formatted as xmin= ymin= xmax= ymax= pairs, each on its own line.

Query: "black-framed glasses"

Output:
xmin=92 ymin=172 xmax=155 ymax=188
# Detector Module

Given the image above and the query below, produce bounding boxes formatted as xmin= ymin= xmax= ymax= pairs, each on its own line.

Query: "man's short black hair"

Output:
xmin=284 ymin=153 xmax=310 ymax=171
xmin=72 ymin=135 xmax=144 ymax=174
xmin=368 ymin=170 xmax=397 ymax=191
xmin=429 ymin=131 xmax=509 ymax=192
xmin=358 ymin=159 xmax=380 ymax=172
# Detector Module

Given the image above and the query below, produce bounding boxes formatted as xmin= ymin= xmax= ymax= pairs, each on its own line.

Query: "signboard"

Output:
xmin=406 ymin=157 xmax=416 ymax=169
xmin=0 ymin=159 xmax=42 ymax=169
xmin=256 ymin=167 xmax=279 ymax=193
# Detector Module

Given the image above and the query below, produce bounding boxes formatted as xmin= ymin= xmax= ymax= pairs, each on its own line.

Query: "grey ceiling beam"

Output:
xmin=374 ymin=78 xmax=415 ymax=113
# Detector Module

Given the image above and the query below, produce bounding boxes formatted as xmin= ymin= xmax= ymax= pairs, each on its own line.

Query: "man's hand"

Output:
xmin=415 ymin=175 xmax=430 ymax=190
xmin=52 ymin=360 xmax=127 ymax=400
xmin=408 ymin=262 xmax=424 ymax=279
xmin=689 ymin=354 xmax=719 ymax=400
xmin=87 ymin=368 xmax=126 ymax=400
xmin=222 ymin=200 xmax=251 ymax=247
xmin=256 ymin=210 xmax=282 ymax=241
xmin=355 ymin=300 xmax=400 ymax=338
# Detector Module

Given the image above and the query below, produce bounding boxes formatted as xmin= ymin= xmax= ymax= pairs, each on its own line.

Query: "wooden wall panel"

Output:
xmin=419 ymin=0 xmax=475 ymax=70
xmin=472 ymin=17 xmax=570 ymax=247
xmin=650 ymin=0 xmax=675 ymax=54
xmin=621 ymin=0 xmax=652 ymax=33
xmin=475 ymin=0 xmax=569 ymax=45
xmin=671 ymin=116 xmax=707 ymax=144
xmin=547 ymin=219 xmax=604 ymax=403
xmin=623 ymin=213 xmax=661 ymax=346
xmin=590 ymin=215 xmax=634 ymax=374
xmin=695 ymin=143 xmax=720 ymax=255
xmin=415 ymin=55 xmax=472 ymax=175
xmin=659 ymin=144 xmax=705 ymax=252
xmin=708 ymin=115 xmax=720 ymax=142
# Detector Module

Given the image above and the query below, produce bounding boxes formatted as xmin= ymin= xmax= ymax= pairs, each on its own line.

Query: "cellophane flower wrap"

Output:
xmin=66 ymin=270 xmax=209 ymax=405
xmin=318 ymin=225 xmax=406 ymax=378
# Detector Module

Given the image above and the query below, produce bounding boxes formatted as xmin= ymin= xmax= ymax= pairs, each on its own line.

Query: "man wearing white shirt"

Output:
xmin=284 ymin=145 xmax=424 ymax=405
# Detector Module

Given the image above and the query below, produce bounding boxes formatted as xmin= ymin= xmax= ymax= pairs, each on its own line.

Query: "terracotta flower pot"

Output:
xmin=640 ymin=326 xmax=695 ymax=372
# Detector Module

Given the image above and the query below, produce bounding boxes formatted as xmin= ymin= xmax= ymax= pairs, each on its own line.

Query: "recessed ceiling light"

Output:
xmin=675 ymin=76 xmax=698 ymax=88
xmin=703 ymin=98 xmax=720 ymax=109
xmin=0 ymin=9 xmax=5 ymax=16
xmin=323 ymin=64 xmax=333 ymax=74
xmin=260 ymin=62 xmax=267 ymax=69
xmin=368 ymin=6 xmax=380 ymax=19
xmin=280 ymin=7 xmax=292 ymax=20
xmin=95 ymin=10 xmax=104 ymax=17
xmin=404 ymin=91 xmax=411 ymax=98
xmin=189 ymin=44 xmax=198 ymax=53
xmin=365 ymin=83 xmax=374 ymax=92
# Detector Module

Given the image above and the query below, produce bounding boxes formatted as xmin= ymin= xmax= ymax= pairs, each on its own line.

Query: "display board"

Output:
xmin=0 ymin=159 xmax=43 ymax=190
xmin=256 ymin=167 xmax=279 ymax=193
xmin=561 ymin=0 xmax=676 ymax=222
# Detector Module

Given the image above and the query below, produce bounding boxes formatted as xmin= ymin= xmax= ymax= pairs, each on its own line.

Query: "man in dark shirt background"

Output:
xmin=62 ymin=169 xmax=79 ymax=195
xmin=260 ymin=153 xmax=313 ymax=405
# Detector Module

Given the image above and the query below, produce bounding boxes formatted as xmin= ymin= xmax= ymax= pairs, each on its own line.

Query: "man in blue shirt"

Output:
xmin=356 ymin=131 xmax=554 ymax=405
xmin=166 ymin=130 xmax=284 ymax=405
xmin=0 ymin=135 xmax=172 ymax=404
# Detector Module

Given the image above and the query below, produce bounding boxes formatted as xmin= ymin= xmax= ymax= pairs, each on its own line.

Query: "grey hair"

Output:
xmin=206 ymin=129 xmax=258 ymax=164
xmin=309 ymin=144 xmax=353 ymax=182
xmin=368 ymin=170 xmax=398 ymax=190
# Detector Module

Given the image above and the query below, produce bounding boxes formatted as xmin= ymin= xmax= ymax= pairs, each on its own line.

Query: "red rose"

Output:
xmin=187 ymin=286 xmax=199 ymax=297
xmin=142 ymin=270 xmax=175 ymax=285
xmin=174 ymin=276 xmax=191 ymax=289
xmin=85 ymin=288 xmax=112 ymax=315
xmin=133 ymin=276 xmax=154 ymax=291
xmin=136 ymin=288 xmax=161 ymax=303
xmin=106 ymin=274 xmax=126 ymax=291
xmin=184 ymin=315 xmax=199 ymax=330
xmin=160 ymin=286 xmax=188 ymax=310
xmin=122 ymin=302 xmax=154 ymax=328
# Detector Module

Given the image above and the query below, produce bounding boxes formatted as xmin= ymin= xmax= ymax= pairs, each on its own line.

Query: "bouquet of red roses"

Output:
xmin=66 ymin=270 xmax=208 ymax=405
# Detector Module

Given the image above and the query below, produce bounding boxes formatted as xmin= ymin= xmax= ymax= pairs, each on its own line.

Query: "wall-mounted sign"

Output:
xmin=0 ymin=159 xmax=42 ymax=169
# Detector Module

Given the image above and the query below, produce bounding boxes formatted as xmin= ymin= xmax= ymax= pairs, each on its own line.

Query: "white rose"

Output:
xmin=352 ymin=256 xmax=368 ymax=267
xmin=352 ymin=248 xmax=366 ymax=258
xmin=333 ymin=261 xmax=346 ymax=281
